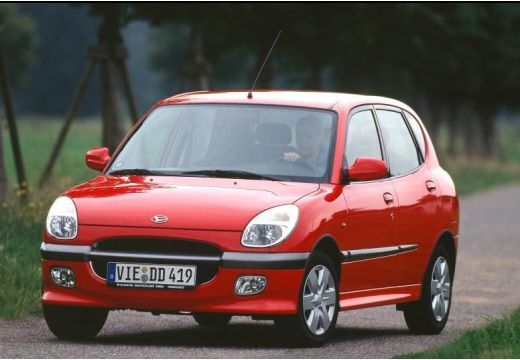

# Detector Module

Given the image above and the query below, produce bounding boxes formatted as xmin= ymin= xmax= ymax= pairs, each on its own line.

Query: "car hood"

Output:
xmin=66 ymin=175 xmax=319 ymax=231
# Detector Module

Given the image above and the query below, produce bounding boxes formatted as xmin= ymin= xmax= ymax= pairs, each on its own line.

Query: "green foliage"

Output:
xmin=0 ymin=116 xmax=102 ymax=319
xmin=439 ymin=123 xmax=520 ymax=195
xmin=0 ymin=3 xmax=37 ymax=85
xmin=14 ymin=4 xmax=101 ymax=115
xmin=445 ymin=160 xmax=520 ymax=196
xmin=139 ymin=3 xmax=520 ymax=108
xmin=0 ymin=199 xmax=48 ymax=318
xmin=399 ymin=308 xmax=520 ymax=358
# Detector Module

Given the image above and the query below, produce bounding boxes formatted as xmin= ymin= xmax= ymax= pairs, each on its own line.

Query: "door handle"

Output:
xmin=426 ymin=181 xmax=436 ymax=192
xmin=383 ymin=192 xmax=394 ymax=205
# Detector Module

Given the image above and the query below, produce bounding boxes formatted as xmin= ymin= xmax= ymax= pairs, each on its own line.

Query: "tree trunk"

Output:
xmin=446 ymin=103 xmax=458 ymax=157
xmin=180 ymin=26 xmax=212 ymax=91
xmin=100 ymin=51 xmax=124 ymax=153
xmin=0 ymin=118 xmax=7 ymax=202
xmin=305 ymin=60 xmax=322 ymax=90
xmin=192 ymin=26 xmax=211 ymax=90
xmin=38 ymin=56 xmax=96 ymax=187
xmin=477 ymin=105 xmax=498 ymax=159
xmin=421 ymin=98 xmax=442 ymax=153
xmin=0 ymin=20 xmax=27 ymax=199
xmin=460 ymin=103 xmax=479 ymax=159
xmin=98 ymin=10 xmax=125 ymax=153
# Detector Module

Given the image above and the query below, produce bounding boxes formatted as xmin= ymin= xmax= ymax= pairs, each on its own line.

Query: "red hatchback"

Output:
xmin=41 ymin=91 xmax=459 ymax=346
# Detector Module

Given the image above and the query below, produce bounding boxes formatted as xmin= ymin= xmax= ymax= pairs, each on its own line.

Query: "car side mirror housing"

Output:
xmin=346 ymin=157 xmax=388 ymax=182
xmin=85 ymin=147 xmax=110 ymax=171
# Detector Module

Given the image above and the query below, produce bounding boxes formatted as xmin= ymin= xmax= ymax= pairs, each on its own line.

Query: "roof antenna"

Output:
xmin=247 ymin=30 xmax=282 ymax=99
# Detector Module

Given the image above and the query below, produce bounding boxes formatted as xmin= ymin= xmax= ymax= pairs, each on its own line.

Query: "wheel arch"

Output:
xmin=431 ymin=230 xmax=458 ymax=277
xmin=310 ymin=235 xmax=343 ymax=282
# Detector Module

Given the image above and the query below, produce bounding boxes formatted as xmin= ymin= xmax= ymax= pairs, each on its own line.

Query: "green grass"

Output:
xmin=3 ymin=115 xmax=103 ymax=190
xmin=0 ymin=116 xmax=519 ymax=320
xmin=0 ymin=116 xmax=120 ymax=319
xmin=399 ymin=308 xmax=520 ymax=358
xmin=438 ymin=123 xmax=520 ymax=195
xmin=444 ymin=159 xmax=520 ymax=196
xmin=0 ymin=201 xmax=46 ymax=318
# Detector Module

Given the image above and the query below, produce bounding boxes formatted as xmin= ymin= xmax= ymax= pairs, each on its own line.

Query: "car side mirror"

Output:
xmin=346 ymin=157 xmax=388 ymax=182
xmin=85 ymin=147 xmax=110 ymax=171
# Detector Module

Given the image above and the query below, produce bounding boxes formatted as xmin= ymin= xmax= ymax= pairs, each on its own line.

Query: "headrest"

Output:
xmin=254 ymin=123 xmax=292 ymax=145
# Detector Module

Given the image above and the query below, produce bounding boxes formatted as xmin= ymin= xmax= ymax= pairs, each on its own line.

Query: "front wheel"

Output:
xmin=402 ymin=244 xmax=453 ymax=334
xmin=43 ymin=304 xmax=108 ymax=340
xmin=275 ymin=251 xmax=339 ymax=347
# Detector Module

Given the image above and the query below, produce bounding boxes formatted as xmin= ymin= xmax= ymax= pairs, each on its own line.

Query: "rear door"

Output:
xmin=341 ymin=106 xmax=400 ymax=291
xmin=374 ymin=106 xmax=439 ymax=285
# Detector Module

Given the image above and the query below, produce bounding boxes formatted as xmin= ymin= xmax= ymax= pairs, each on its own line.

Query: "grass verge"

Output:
xmin=3 ymin=115 xmax=102 ymax=189
xmin=1 ymin=116 xmax=103 ymax=319
xmin=0 ymin=200 xmax=47 ymax=318
xmin=444 ymin=159 xmax=520 ymax=196
xmin=399 ymin=308 xmax=520 ymax=358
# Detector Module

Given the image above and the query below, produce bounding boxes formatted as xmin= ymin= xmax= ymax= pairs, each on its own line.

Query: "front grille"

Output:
xmin=91 ymin=238 xmax=221 ymax=285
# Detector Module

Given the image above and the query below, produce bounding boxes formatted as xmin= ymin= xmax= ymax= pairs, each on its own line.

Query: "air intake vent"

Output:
xmin=91 ymin=238 xmax=221 ymax=285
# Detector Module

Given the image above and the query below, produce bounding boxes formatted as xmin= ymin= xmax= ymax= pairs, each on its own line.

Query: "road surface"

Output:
xmin=1 ymin=185 xmax=519 ymax=358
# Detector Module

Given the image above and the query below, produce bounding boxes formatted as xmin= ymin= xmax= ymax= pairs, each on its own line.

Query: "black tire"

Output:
xmin=192 ymin=313 xmax=232 ymax=327
xmin=274 ymin=251 xmax=339 ymax=347
xmin=402 ymin=243 xmax=453 ymax=334
xmin=43 ymin=304 xmax=108 ymax=340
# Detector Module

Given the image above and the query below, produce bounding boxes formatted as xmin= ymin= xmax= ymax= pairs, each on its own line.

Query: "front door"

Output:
xmin=340 ymin=107 xmax=400 ymax=292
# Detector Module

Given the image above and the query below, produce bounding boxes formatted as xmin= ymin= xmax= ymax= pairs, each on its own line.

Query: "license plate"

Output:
xmin=107 ymin=263 xmax=197 ymax=289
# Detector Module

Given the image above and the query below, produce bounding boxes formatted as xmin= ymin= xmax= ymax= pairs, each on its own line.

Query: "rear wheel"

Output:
xmin=275 ymin=251 xmax=339 ymax=347
xmin=43 ymin=304 xmax=108 ymax=340
xmin=192 ymin=313 xmax=232 ymax=327
xmin=402 ymin=244 xmax=453 ymax=334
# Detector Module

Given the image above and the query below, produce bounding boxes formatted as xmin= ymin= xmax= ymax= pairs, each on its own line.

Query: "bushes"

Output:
xmin=0 ymin=198 xmax=48 ymax=318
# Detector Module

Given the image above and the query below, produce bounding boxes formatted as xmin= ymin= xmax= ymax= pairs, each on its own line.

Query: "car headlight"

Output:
xmin=241 ymin=205 xmax=299 ymax=247
xmin=46 ymin=196 xmax=78 ymax=240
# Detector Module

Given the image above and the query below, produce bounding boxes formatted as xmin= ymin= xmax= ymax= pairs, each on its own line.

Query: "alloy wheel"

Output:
xmin=302 ymin=264 xmax=337 ymax=336
xmin=431 ymin=256 xmax=451 ymax=322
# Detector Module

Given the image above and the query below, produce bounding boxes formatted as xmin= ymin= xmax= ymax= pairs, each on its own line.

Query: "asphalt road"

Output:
xmin=1 ymin=185 xmax=520 ymax=358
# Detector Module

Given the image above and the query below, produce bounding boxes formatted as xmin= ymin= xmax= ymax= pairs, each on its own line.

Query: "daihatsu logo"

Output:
xmin=151 ymin=215 xmax=168 ymax=224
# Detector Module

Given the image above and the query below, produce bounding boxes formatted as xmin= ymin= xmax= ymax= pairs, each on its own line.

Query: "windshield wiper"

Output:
xmin=181 ymin=170 xmax=279 ymax=181
xmin=108 ymin=169 xmax=170 ymax=176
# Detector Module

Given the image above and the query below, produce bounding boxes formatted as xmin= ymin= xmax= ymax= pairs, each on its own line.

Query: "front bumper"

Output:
xmin=41 ymin=243 xmax=308 ymax=315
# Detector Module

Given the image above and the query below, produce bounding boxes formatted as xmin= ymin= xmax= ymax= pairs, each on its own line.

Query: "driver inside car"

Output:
xmin=284 ymin=115 xmax=326 ymax=169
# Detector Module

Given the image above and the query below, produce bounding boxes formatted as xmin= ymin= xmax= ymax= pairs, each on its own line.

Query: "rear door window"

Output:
xmin=404 ymin=111 xmax=426 ymax=160
xmin=376 ymin=110 xmax=420 ymax=176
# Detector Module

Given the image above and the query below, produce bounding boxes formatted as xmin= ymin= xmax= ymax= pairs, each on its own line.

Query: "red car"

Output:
xmin=41 ymin=91 xmax=459 ymax=346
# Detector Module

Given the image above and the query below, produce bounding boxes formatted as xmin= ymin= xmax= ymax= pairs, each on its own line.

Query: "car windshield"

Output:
xmin=107 ymin=104 xmax=336 ymax=183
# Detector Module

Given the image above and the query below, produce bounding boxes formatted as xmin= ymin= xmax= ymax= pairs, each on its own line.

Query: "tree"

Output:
xmin=0 ymin=4 xmax=36 ymax=202
xmin=143 ymin=4 xmax=238 ymax=92
xmin=0 ymin=4 xmax=37 ymax=85
xmin=24 ymin=3 xmax=520 ymax=164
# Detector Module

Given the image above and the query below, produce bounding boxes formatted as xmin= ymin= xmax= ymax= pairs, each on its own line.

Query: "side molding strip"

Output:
xmin=341 ymin=244 xmax=418 ymax=262
xmin=220 ymin=252 xmax=310 ymax=269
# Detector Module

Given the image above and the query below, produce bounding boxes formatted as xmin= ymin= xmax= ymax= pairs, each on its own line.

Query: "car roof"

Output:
xmin=160 ymin=90 xmax=415 ymax=113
